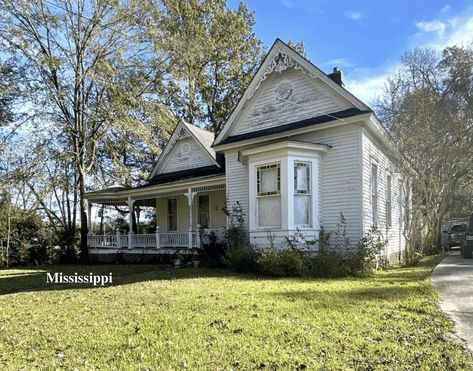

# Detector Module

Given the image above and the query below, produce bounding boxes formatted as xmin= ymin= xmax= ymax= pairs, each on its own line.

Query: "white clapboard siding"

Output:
xmin=161 ymin=137 xmax=215 ymax=174
xmin=225 ymin=150 xmax=249 ymax=230
xmin=229 ymin=67 xmax=351 ymax=137
xmin=291 ymin=125 xmax=363 ymax=244
xmin=361 ymin=129 xmax=406 ymax=261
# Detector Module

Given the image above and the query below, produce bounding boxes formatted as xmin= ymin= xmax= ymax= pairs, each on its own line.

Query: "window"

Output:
xmin=198 ymin=195 xmax=209 ymax=228
xmin=294 ymin=162 xmax=311 ymax=226
xmin=371 ymin=163 xmax=378 ymax=226
xmin=398 ymin=180 xmax=403 ymax=226
xmin=386 ymin=175 xmax=392 ymax=227
xmin=257 ymin=163 xmax=281 ymax=227
xmin=167 ymin=198 xmax=177 ymax=231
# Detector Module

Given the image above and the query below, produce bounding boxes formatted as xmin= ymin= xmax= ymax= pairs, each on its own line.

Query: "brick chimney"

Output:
xmin=327 ymin=67 xmax=345 ymax=88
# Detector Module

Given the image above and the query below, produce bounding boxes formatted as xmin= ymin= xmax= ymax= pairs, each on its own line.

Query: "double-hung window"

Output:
xmin=257 ymin=164 xmax=281 ymax=227
xmin=198 ymin=195 xmax=210 ymax=228
xmin=167 ymin=198 xmax=177 ymax=231
xmin=371 ymin=163 xmax=378 ymax=226
xmin=294 ymin=162 xmax=311 ymax=226
xmin=386 ymin=174 xmax=392 ymax=227
xmin=398 ymin=180 xmax=404 ymax=226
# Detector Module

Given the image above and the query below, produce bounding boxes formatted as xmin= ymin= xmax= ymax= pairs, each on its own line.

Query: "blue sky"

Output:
xmin=228 ymin=0 xmax=473 ymax=104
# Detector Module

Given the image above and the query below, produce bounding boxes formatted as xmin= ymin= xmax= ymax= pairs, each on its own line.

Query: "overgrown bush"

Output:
xmin=349 ymin=227 xmax=387 ymax=276
xmin=258 ymin=247 xmax=303 ymax=277
xmin=222 ymin=201 xmax=259 ymax=272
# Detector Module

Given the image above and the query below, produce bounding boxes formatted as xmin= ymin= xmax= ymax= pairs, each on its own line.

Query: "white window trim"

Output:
xmin=167 ymin=197 xmax=178 ymax=232
xmin=197 ymin=193 xmax=211 ymax=229
xmin=386 ymin=173 xmax=392 ymax=228
xmin=256 ymin=162 xmax=281 ymax=229
xmin=371 ymin=161 xmax=379 ymax=227
xmin=294 ymin=161 xmax=312 ymax=228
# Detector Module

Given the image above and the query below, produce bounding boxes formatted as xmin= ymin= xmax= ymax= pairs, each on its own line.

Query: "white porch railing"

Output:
xmin=87 ymin=229 xmax=222 ymax=249
xmin=160 ymin=232 xmax=193 ymax=248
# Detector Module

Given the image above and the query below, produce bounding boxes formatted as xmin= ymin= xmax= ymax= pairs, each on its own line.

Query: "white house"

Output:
xmin=85 ymin=39 xmax=406 ymax=262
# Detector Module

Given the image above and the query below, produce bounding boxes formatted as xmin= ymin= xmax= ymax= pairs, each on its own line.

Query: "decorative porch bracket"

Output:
xmin=185 ymin=188 xmax=197 ymax=249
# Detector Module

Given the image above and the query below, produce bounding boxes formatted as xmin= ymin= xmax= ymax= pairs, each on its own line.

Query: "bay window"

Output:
xmin=294 ymin=162 xmax=311 ymax=226
xmin=257 ymin=163 xmax=281 ymax=227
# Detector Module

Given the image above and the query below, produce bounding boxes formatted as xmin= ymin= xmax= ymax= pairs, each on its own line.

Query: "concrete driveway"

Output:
xmin=432 ymin=250 xmax=473 ymax=351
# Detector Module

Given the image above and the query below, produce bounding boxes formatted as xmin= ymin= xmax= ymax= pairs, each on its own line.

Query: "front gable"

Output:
xmin=231 ymin=67 xmax=350 ymax=136
xmin=214 ymin=39 xmax=370 ymax=146
xmin=150 ymin=121 xmax=219 ymax=178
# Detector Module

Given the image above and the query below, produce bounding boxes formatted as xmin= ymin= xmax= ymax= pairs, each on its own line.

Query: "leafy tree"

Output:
xmin=143 ymin=0 xmax=263 ymax=132
xmin=379 ymin=45 xmax=473 ymax=254
xmin=0 ymin=0 xmax=170 ymax=261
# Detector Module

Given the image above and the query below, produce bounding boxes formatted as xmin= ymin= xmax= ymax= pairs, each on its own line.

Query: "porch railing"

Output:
xmin=88 ymin=228 xmax=226 ymax=249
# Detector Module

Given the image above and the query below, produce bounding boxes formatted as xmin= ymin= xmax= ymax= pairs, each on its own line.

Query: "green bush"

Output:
xmin=222 ymin=209 xmax=387 ymax=279
xmin=302 ymin=251 xmax=351 ymax=278
xmin=258 ymin=248 xmax=303 ymax=277
xmin=348 ymin=227 xmax=387 ymax=276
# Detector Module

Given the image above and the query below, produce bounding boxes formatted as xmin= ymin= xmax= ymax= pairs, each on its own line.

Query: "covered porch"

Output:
xmin=85 ymin=176 xmax=227 ymax=253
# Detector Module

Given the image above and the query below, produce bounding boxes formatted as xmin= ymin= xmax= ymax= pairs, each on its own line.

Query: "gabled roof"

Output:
xmin=213 ymin=38 xmax=371 ymax=147
xmin=217 ymin=108 xmax=370 ymax=146
xmin=149 ymin=119 xmax=220 ymax=179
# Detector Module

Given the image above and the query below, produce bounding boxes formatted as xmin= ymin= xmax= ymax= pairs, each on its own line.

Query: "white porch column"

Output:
xmin=185 ymin=188 xmax=197 ymax=249
xmin=128 ymin=196 xmax=135 ymax=249
xmin=116 ymin=228 xmax=121 ymax=249
xmin=87 ymin=201 xmax=93 ymax=235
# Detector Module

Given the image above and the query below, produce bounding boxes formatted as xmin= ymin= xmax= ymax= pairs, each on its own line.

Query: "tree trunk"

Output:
xmin=79 ymin=168 xmax=88 ymax=263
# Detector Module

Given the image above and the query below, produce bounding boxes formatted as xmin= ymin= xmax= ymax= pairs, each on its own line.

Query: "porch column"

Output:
xmin=128 ymin=196 xmax=135 ymax=249
xmin=87 ymin=201 xmax=93 ymax=235
xmin=185 ymin=188 xmax=197 ymax=249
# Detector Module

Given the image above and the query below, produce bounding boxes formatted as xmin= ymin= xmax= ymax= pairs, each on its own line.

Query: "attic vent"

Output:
xmin=327 ymin=67 xmax=345 ymax=88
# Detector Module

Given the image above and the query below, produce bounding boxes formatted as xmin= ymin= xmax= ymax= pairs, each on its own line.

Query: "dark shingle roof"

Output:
xmin=140 ymin=165 xmax=225 ymax=188
xmin=217 ymin=108 xmax=371 ymax=146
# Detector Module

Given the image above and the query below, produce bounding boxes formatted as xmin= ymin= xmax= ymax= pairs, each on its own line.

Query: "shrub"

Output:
xmin=258 ymin=248 xmax=303 ymax=277
xmin=348 ymin=227 xmax=387 ymax=276
xmin=302 ymin=251 xmax=350 ymax=278
xmin=222 ymin=201 xmax=259 ymax=272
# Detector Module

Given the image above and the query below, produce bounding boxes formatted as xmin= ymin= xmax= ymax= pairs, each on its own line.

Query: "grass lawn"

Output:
xmin=0 ymin=256 xmax=471 ymax=370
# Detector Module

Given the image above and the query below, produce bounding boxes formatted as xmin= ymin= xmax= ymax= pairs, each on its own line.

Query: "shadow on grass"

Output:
xmin=0 ymin=265 xmax=261 ymax=296
xmin=0 ymin=255 xmax=443 ymax=297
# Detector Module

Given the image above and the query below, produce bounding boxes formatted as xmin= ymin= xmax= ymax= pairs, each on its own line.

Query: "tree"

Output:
xmin=143 ymin=0 xmax=263 ymax=132
xmin=379 ymin=45 xmax=473 ymax=255
xmin=0 ymin=0 xmax=169 ymax=261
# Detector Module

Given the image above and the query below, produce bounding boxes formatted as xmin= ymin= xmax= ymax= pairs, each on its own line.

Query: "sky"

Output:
xmin=228 ymin=0 xmax=473 ymax=105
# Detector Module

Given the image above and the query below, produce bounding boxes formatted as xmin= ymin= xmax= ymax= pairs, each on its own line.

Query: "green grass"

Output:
xmin=0 ymin=256 xmax=471 ymax=370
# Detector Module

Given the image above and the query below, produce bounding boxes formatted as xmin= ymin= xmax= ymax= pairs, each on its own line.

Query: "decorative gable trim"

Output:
xmin=149 ymin=120 xmax=219 ymax=179
xmin=248 ymin=47 xmax=317 ymax=100
xmin=214 ymin=38 xmax=371 ymax=147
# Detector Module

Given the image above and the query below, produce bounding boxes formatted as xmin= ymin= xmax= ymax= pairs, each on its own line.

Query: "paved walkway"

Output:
xmin=432 ymin=250 xmax=473 ymax=351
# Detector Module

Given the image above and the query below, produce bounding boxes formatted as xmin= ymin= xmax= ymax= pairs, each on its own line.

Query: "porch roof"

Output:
xmin=85 ymin=172 xmax=226 ymax=206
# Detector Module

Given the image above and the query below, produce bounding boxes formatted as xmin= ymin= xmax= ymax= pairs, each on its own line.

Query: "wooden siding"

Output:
xmin=291 ymin=125 xmax=363 ymax=243
xmin=228 ymin=67 xmax=351 ymax=137
xmin=361 ymin=129 xmax=406 ymax=260
xmin=161 ymin=137 xmax=215 ymax=174
xmin=225 ymin=150 xmax=249 ymax=230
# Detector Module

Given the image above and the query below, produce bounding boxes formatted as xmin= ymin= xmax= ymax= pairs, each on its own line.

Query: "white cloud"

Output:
xmin=344 ymin=11 xmax=363 ymax=20
xmin=440 ymin=4 xmax=451 ymax=14
xmin=345 ymin=69 xmax=393 ymax=106
xmin=345 ymin=10 xmax=473 ymax=105
xmin=415 ymin=20 xmax=446 ymax=36
xmin=279 ymin=0 xmax=294 ymax=8
xmin=323 ymin=58 xmax=353 ymax=68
